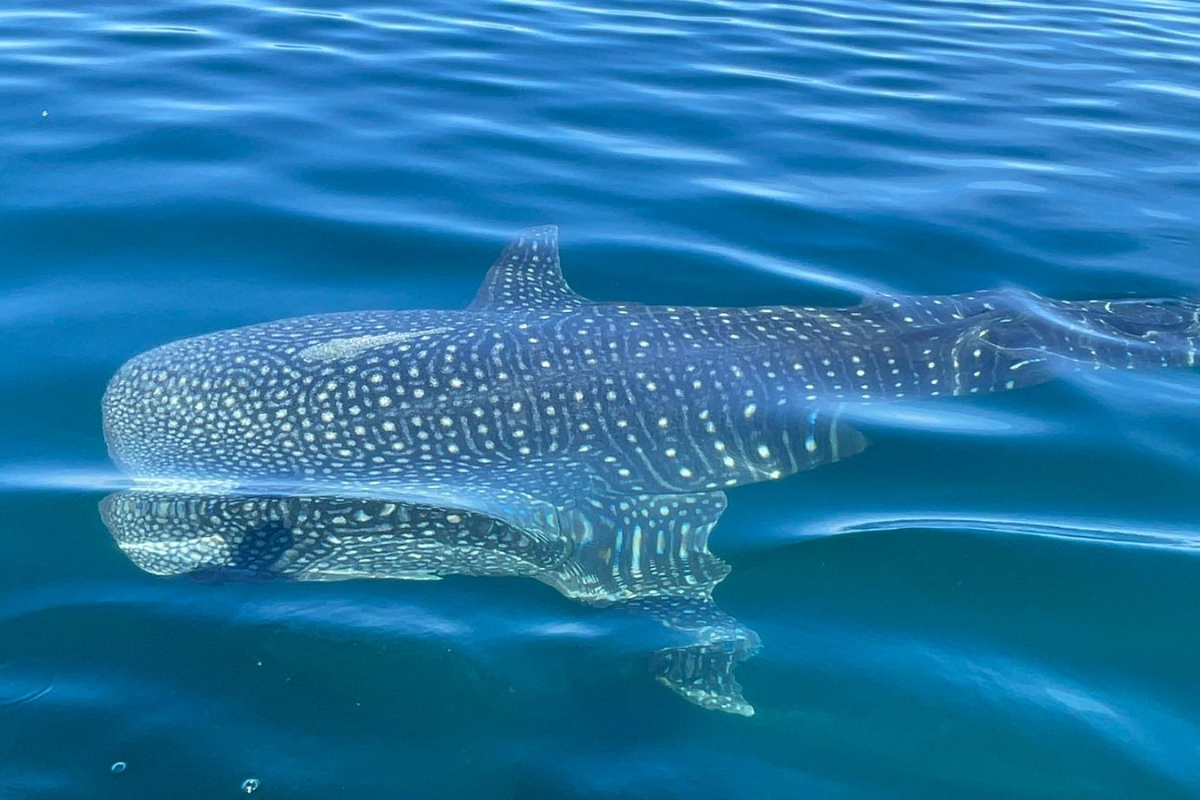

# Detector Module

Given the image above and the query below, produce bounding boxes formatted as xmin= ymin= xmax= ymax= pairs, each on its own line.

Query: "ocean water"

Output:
xmin=3 ymin=0 xmax=1200 ymax=796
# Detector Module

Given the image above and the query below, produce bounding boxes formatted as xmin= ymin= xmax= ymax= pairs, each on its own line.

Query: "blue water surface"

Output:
xmin=3 ymin=0 xmax=1200 ymax=796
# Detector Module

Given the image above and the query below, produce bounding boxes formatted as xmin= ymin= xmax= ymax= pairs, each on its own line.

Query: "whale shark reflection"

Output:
xmin=100 ymin=488 xmax=759 ymax=715
xmin=101 ymin=226 xmax=1200 ymax=714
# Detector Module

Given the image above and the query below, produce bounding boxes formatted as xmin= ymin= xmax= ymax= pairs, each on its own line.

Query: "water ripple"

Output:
xmin=0 ymin=659 xmax=55 ymax=709
xmin=824 ymin=512 xmax=1200 ymax=552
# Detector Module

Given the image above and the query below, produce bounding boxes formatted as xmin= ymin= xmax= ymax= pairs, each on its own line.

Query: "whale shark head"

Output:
xmin=101 ymin=310 xmax=469 ymax=482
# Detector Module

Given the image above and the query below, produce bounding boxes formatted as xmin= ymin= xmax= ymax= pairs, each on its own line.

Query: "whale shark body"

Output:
xmin=101 ymin=226 xmax=1200 ymax=713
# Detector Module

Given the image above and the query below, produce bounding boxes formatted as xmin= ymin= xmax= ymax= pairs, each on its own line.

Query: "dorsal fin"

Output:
xmin=468 ymin=226 xmax=589 ymax=311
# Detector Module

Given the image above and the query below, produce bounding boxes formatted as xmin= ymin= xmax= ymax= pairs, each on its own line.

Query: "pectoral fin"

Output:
xmin=650 ymin=641 xmax=756 ymax=717
xmin=550 ymin=492 xmax=729 ymax=603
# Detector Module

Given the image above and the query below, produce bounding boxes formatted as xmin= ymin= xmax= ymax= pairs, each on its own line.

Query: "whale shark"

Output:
xmin=101 ymin=226 xmax=1200 ymax=713
xmin=103 ymin=226 xmax=1200 ymax=497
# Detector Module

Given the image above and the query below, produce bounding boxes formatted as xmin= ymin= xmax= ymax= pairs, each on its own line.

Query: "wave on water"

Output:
xmin=818 ymin=511 xmax=1200 ymax=552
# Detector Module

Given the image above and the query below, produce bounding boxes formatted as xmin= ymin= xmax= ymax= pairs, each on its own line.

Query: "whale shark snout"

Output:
xmin=103 ymin=343 xmax=190 ymax=477
xmin=102 ymin=331 xmax=298 ymax=480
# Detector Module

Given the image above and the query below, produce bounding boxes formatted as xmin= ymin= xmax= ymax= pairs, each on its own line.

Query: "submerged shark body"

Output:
xmin=100 ymin=488 xmax=756 ymax=714
xmin=102 ymin=226 xmax=1200 ymax=713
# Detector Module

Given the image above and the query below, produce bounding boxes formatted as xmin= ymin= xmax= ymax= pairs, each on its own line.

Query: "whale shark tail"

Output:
xmin=866 ymin=289 xmax=1200 ymax=397
xmin=1040 ymin=295 xmax=1199 ymax=365
xmin=979 ymin=293 xmax=1200 ymax=393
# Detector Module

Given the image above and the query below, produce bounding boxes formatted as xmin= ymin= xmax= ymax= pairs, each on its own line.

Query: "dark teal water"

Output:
xmin=3 ymin=0 xmax=1200 ymax=796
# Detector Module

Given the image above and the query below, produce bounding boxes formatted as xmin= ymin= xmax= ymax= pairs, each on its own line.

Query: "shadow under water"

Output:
xmin=99 ymin=487 xmax=761 ymax=715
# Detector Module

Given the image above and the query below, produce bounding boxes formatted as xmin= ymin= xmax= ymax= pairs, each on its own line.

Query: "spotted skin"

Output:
xmin=100 ymin=489 xmax=757 ymax=715
xmin=101 ymin=227 xmax=1200 ymax=503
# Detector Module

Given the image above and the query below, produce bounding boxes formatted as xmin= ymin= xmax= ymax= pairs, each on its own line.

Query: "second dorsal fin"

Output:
xmin=468 ymin=226 xmax=589 ymax=311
